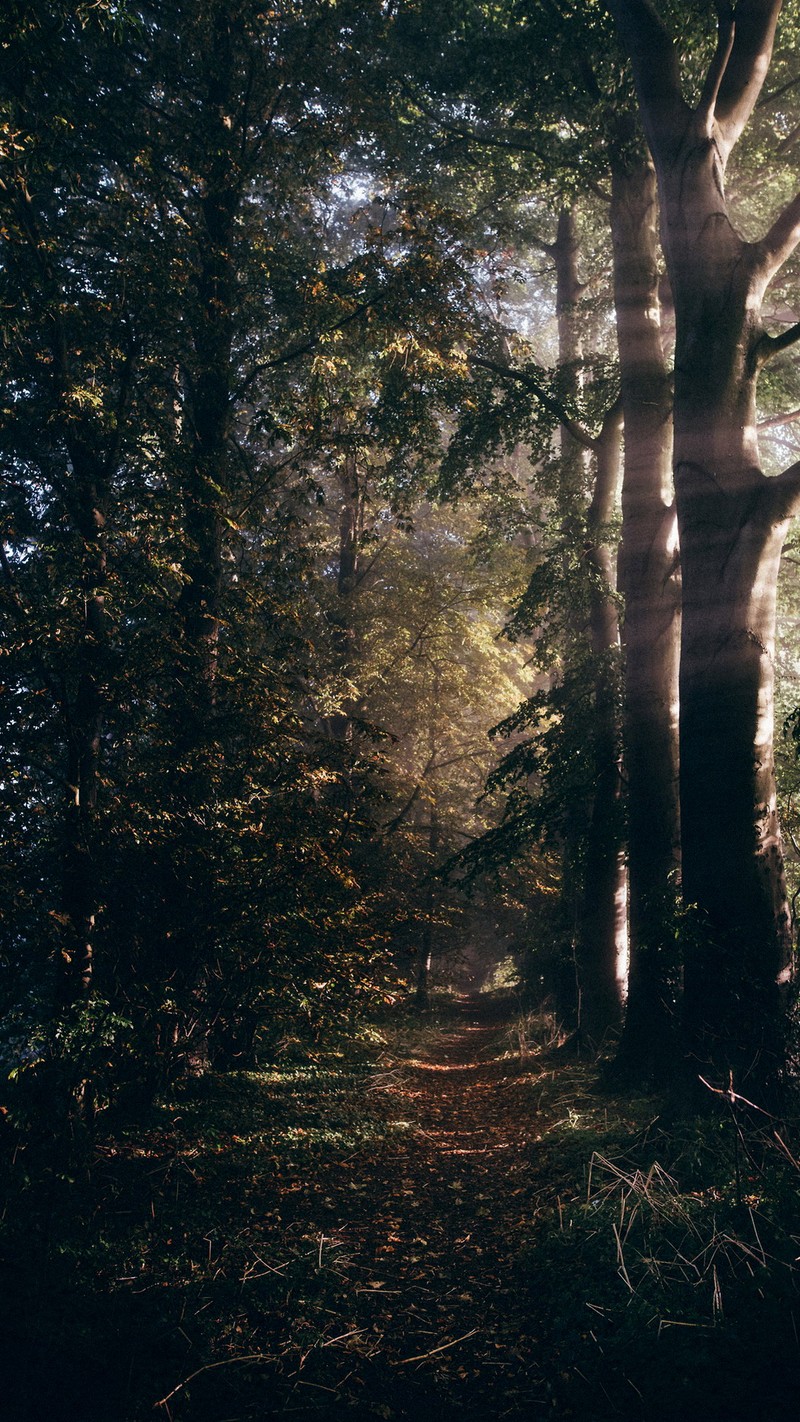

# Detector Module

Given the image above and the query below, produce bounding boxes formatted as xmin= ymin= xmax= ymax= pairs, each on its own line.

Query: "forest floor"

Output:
xmin=3 ymin=993 xmax=800 ymax=1421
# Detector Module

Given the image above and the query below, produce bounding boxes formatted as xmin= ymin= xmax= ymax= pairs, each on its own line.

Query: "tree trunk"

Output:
xmin=58 ymin=451 xmax=109 ymax=1007
xmin=179 ymin=189 xmax=235 ymax=707
xmin=577 ymin=401 xmax=628 ymax=1045
xmin=169 ymin=9 xmax=240 ymax=1065
xmin=610 ymin=0 xmax=800 ymax=1089
xmin=551 ymin=207 xmax=628 ymax=1041
xmin=337 ymin=451 xmax=361 ymax=602
xmin=667 ymin=135 xmax=793 ymax=1086
xmin=416 ymin=801 xmax=440 ymax=1008
xmin=329 ymin=450 xmax=361 ymax=741
xmin=678 ymin=464 xmax=792 ymax=1078
xmin=610 ymin=153 xmax=681 ymax=1079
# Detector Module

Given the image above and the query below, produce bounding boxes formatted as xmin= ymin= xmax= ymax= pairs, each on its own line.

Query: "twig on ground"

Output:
xmin=154 ymin=1353 xmax=274 ymax=1409
xmin=395 ymin=1327 xmax=479 ymax=1365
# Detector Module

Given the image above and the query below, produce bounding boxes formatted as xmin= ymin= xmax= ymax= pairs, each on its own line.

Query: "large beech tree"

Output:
xmin=610 ymin=0 xmax=800 ymax=1084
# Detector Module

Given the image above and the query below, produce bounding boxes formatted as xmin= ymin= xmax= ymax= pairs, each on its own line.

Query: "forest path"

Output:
xmin=346 ymin=994 xmax=548 ymax=1321
xmin=7 ymin=996 xmax=630 ymax=1422
xmin=264 ymin=994 xmax=571 ymax=1418
xmin=8 ymin=999 xmax=797 ymax=1422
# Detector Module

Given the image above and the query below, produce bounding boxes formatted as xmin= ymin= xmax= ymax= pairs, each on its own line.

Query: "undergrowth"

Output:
xmin=2 ymin=996 xmax=800 ymax=1420
xmin=519 ymin=1094 xmax=800 ymax=1421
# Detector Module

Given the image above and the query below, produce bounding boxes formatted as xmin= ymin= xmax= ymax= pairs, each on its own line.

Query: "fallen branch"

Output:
xmin=395 ymin=1327 xmax=479 ymax=1366
xmin=697 ymin=1074 xmax=776 ymax=1118
xmin=154 ymin=1353 xmax=274 ymax=1410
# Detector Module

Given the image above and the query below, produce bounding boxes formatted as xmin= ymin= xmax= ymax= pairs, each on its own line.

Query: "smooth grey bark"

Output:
xmin=610 ymin=0 xmax=800 ymax=1086
xmin=550 ymin=209 xmax=629 ymax=1042
xmin=552 ymin=209 xmax=591 ymax=1002
xmin=610 ymin=152 xmax=681 ymax=1078
xmin=577 ymin=398 xmax=629 ymax=1044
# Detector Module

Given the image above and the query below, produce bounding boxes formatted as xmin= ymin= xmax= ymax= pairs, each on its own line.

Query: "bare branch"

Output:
xmin=753 ymin=188 xmax=800 ymax=287
xmin=715 ymin=0 xmax=783 ymax=153
xmin=587 ymin=396 xmax=624 ymax=532
xmin=757 ymin=69 xmax=800 ymax=109
xmin=697 ymin=3 xmax=736 ymax=133
xmin=758 ymin=405 xmax=800 ymax=429
xmin=755 ymin=321 xmax=800 ymax=366
xmin=469 ymin=354 xmax=599 ymax=451
xmin=586 ymin=178 xmax=613 ymax=204
xmin=770 ymin=458 xmax=800 ymax=519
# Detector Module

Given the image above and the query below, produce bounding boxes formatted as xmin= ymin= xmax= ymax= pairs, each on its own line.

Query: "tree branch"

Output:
xmin=378 ymin=780 xmax=425 ymax=840
xmin=757 ymin=69 xmax=800 ymax=109
xmin=776 ymin=117 xmax=800 ymax=155
xmin=0 ymin=539 xmax=26 ymax=619
xmin=586 ymin=178 xmax=613 ymax=204
xmin=398 ymin=82 xmax=554 ymax=161
xmin=753 ymin=187 xmax=800 ymax=287
xmin=587 ymin=395 xmax=624 ymax=531
xmin=434 ymin=118 xmax=553 ymax=160
xmin=758 ymin=405 xmax=800 ymax=429
xmin=528 ymin=234 xmax=557 ymax=260
xmin=240 ymin=298 xmax=378 ymax=391
xmin=755 ymin=321 xmax=800 ymax=366
xmin=771 ymin=458 xmax=800 ymax=520
xmin=469 ymin=355 xmax=599 ymax=451
xmin=698 ymin=3 xmax=736 ymax=133
xmin=607 ymin=0 xmax=689 ymax=155
xmin=714 ymin=0 xmax=782 ymax=153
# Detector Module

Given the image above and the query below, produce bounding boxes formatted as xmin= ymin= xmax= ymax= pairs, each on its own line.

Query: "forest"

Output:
xmin=4 ymin=0 xmax=800 ymax=1417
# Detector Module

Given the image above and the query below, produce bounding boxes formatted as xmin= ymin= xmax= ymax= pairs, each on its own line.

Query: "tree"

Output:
xmin=389 ymin=0 xmax=682 ymax=1066
xmin=610 ymin=0 xmax=800 ymax=1087
xmin=0 ymin=0 xmax=159 ymax=1024
xmin=608 ymin=137 xmax=681 ymax=1078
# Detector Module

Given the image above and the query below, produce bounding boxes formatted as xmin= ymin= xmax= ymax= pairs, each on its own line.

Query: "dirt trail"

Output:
xmin=288 ymin=996 xmax=560 ymax=1418
xmin=4 ymin=996 xmax=579 ymax=1422
xmin=7 ymin=998 xmax=796 ymax=1422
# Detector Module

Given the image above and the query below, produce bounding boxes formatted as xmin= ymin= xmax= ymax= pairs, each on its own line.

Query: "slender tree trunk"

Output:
xmin=337 ymin=451 xmax=360 ymax=602
xmin=610 ymin=153 xmax=682 ymax=1079
xmin=329 ymin=451 xmax=361 ymax=741
xmin=13 ymin=183 xmax=117 ymax=1012
xmin=179 ymin=185 xmax=235 ymax=705
xmin=577 ymin=401 xmax=628 ymax=1044
xmin=416 ymin=802 xmax=440 ymax=1008
xmin=551 ymin=207 xmax=628 ymax=1041
xmin=58 ymin=451 xmax=109 ymax=1007
xmin=168 ymin=9 xmax=240 ymax=1074
xmin=550 ymin=209 xmax=592 ymax=1019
